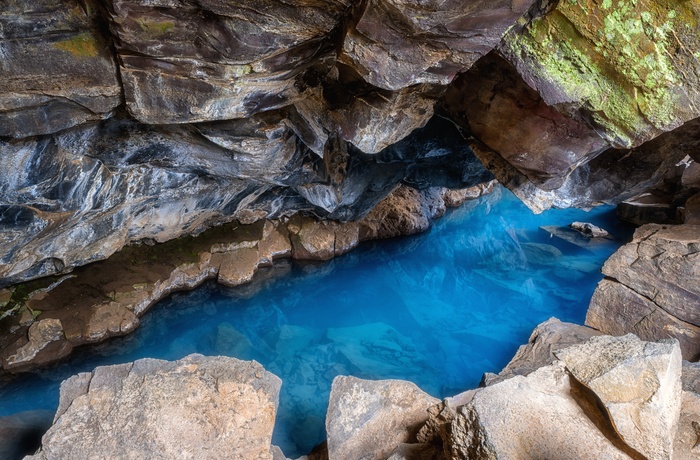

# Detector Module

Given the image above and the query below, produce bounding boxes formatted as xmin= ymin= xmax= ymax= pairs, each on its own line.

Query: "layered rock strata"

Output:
xmin=587 ymin=222 xmax=700 ymax=361
xmin=0 ymin=183 xmax=493 ymax=373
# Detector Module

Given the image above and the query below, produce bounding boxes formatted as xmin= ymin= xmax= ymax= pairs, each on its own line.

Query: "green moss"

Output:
xmin=53 ymin=33 xmax=99 ymax=58
xmin=503 ymin=0 xmax=693 ymax=147
xmin=137 ymin=20 xmax=175 ymax=37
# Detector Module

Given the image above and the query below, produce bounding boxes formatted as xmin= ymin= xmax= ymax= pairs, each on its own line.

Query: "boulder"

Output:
xmin=482 ymin=317 xmax=603 ymax=386
xmin=326 ymin=376 xmax=439 ymax=460
xmin=570 ymin=222 xmax=610 ymax=238
xmin=0 ymin=0 xmax=121 ymax=137
xmin=287 ymin=216 xmax=359 ymax=261
xmin=359 ymin=186 xmax=445 ymax=241
xmin=106 ymin=0 xmax=351 ymax=124
xmin=451 ymin=361 xmax=632 ymax=459
xmin=556 ymin=335 xmax=683 ymax=460
xmin=26 ymin=354 xmax=282 ymax=460
xmin=587 ymin=223 xmax=700 ymax=360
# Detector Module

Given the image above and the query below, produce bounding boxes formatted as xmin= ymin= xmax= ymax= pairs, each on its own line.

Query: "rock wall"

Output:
xmin=3 ymin=0 xmax=700 ymax=287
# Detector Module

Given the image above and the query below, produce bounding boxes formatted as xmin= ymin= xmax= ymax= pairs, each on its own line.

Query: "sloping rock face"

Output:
xmin=557 ymin=335 xmax=682 ymax=460
xmin=26 ymin=354 xmax=282 ymax=460
xmin=0 ymin=0 xmax=121 ymax=137
xmin=587 ymin=223 xmax=700 ymax=360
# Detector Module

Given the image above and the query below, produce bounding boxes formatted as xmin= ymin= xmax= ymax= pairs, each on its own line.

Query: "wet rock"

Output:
xmin=587 ymin=224 xmax=700 ymax=360
xmin=439 ymin=181 xmax=496 ymax=208
xmin=500 ymin=0 xmax=700 ymax=150
xmin=540 ymin=225 xmax=612 ymax=249
xmin=326 ymin=376 xmax=439 ymax=460
xmin=287 ymin=216 xmax=359 ymax=261
xmin=26 ymin=354 xmax=282 ymax=460
xmin=617 ymin=192 xmax=685 ymax=226
xmin=1 ymin=319 xmax=72 ymax=371
xmin=0 ymin=0 xmax=121 ymax=137
xmin=451 ymin=361 xmax=631 ymax=460
xmin=570 ymin=222 xmax=610 ymax=238
xmin=359 ymin=186 xmax=444 ymax=241
xmin=259 ymin=221 xmax=292 ymax=266
xmin=340 ymin=0 xmax=536 ymax=91
xmin=106 ymin=0 xmax=351 ymax=124
xmin=218 ymin=247 xmax=261 ymax=287
xmin=556 ymin=335 xmax=682 ymax=460
xmin=482 ymin=317 xmax=603 ymax=387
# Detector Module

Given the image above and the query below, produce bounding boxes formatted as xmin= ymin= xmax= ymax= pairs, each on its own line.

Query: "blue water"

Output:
xmin=0 ymin=186 xmax=631 ymax=457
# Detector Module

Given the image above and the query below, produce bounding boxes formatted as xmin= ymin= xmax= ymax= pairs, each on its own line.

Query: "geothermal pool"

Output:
xmin=0 ymin=186 xmax=631 ymax=457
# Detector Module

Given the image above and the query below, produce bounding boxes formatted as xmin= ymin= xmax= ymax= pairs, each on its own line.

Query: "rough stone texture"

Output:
xmin=587 ymin=223 xmax=700 ymax=360
xmin=0 ymin=0 xmax=121 ymax=137
xmin=570 ymin=222 xmax=610 ymax=238
xmin=500 ymin=0 xmax=700 ymax=149
xmin=218 ymin=247 xmax=262 ymax=287
xmin=326 ymin=376 xmax=439 ymax=460
xmin=339 ymin=0 xmax=536 ymax=91
xmin=0 ymin=111 xmax=491 ymax=287
xmin=106 ymin=0 xmax=351 ymax=124
xmin=451 ymin=361 xmax=632 ymax=460
xmin=482 ymin=317 xmax=603 ymax=386
xmin=26 ymin=354 xmax=282 ymax=460
xmin=359 ymin=186 xmax=446 ymax=241
xmin=439 ymin=181 xmax=497 ymax=208
xmin=673 ymin=390 xmax=700 ymax=460
xmin=443 ymin=52 xmax=609 ymax=190
xmin=468 ymin=116 xmax=700 ymax=213
xmin=557 ymin=334 xmax=683 ymax=460
xmin=2 ymin=319 xmax=72 ymax=371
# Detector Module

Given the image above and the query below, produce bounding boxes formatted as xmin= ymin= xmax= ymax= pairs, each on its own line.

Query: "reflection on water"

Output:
xmin=0 ymin=186 xmax=632 ymax=458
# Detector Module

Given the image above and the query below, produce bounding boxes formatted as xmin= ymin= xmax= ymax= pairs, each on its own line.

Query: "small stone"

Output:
xmin=570 ymin=221 xmax=610 ymax=238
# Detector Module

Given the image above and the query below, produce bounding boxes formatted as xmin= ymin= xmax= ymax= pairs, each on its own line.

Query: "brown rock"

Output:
xmin=1 ymin=319 xmax=72 ymax=371
xmin=673 ymin=391 xmax=700 ymax=460
xmin=0 ymin=0 xmax=121 ymax=137
xmin=340 ymin=0 xmax=536 ymax=91
xmin=440 ymin=181 xmax=496 ymax=208
xmin=218 ymin=247 xmax=262 ymax=287
xmin=287 ymin=216 xmax=359 ymax=261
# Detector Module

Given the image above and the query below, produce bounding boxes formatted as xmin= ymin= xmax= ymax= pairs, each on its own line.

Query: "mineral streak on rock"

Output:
xmin=105 ymin=0 xmax=352 ymax=124
xmin=339 ymin=0 xmax=538 ymax=91
xmin=500 ymin=0 xmax=700 ymax=149
xmin=0 ymin=0 xmax=122 ymax=137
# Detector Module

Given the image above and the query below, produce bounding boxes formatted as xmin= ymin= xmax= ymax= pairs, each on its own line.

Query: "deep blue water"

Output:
xmin=0 ymin=186 xmax=632 ymax=457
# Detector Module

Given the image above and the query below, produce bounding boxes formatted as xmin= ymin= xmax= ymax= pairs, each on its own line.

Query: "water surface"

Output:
xmin=0 ymin=186 xmax=631 ymax=457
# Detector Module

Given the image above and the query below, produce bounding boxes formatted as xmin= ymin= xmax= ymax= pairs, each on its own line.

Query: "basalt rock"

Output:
xmin=0 ymin=112 xmax=491 ymax=287
xmin=26 ymin=354 xmax=282 ymax=460
xmin=0 ymin=0 xmax=121 ymax=138
xmin=587 ymin=223 xmax=700 ymax=361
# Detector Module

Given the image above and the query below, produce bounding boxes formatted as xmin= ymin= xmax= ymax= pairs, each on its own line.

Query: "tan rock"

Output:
xmin=483 ymin=317 xmax=603 ymax=386
xmin=27 ymin=355 xmax=282 ymax=460
xmin=556 ymin=335 xmax=682 ymax=460
xmin=440 ymin=181 xmax=496 ymax=208
xmin=2 ymin=319 xmax=71 ymax=370
xmin=259 ymin=221 xmax=292 ymax=266
xmin=673 ymin=390 xmax=700 ymax=459
xmin=451 ymin=362 xmax=632 ymax=460
xmin=218 ymin=247 xmax=261 ymax=287
xmin=85 ymin=302 xmax=139 ymax=341
xmin=326 ymin=376 xmax=439 ymax=460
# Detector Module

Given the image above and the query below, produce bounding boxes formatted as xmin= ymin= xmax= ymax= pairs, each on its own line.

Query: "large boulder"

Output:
xmin=326 ymin=376 xmax=439 ymax=460
xmin=587 ymin=223 xmax=700 ymax=360
xmin=26 ymin=354 xmax=282 ymax=460
xmin=450 ymin=361 xmax=632 ymax=459
xmin=556 ymin=334 xmax=683 ymax=460
xmin=0 ymin=0 xmax=121 ymax=137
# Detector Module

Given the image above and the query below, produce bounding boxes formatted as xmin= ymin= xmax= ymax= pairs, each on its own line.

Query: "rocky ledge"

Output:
xmin=0 ymin=182 xmax=494 ymax=374
xmin=22 ymin=320 xmax=700 ymax=460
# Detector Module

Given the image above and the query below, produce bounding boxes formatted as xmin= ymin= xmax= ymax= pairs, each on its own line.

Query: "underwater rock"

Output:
xmin=26 ymin=354 xmax=281 ymax=460
xmin=0 ymin=0 xmax=121 ymax=137
xmin=570 ymin=222 xmax=610 ymax=238
xmin=0 ymin=410 xmax=53 ymax=460
xmin=326 ymin=376 xmax=438 ymax=460
xmin=587 ymin=223 xmax=700 ymax=360
xmin=556 ymin=335 xmax=682 ymax=460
